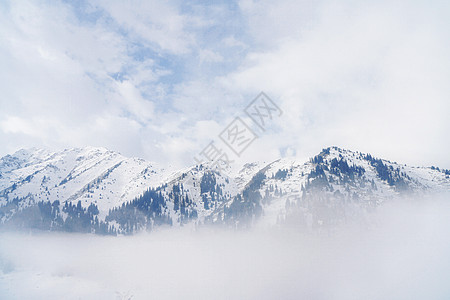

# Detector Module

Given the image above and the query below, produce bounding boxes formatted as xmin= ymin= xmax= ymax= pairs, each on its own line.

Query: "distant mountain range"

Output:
xmin=1 ymin=146 xmax=449 ymax=234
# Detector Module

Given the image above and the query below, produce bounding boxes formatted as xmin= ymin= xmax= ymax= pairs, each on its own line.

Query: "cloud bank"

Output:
xmin=1 ymin=197 xmax=450 ymax=299
xmin=0 ymin=0 xmax=449 ymax=169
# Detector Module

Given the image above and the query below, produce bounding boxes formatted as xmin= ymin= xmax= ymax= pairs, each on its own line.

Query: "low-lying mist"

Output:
xmin=1 ymin=196 xmax=450 ymax=300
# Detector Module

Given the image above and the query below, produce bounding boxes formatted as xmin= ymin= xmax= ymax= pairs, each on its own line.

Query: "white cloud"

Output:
xmin=92 ymin=0 xmax=196 ymax=55
xmin=0 ymin=0 xmax=449 ymax=170
xmin=198 ymin=49 xmax=224 ymax=64
xmin=0 ymin=0 xmax=190 ymax=162
xmin=225 ymin=0 xmax=450 ymax=168
xmin=1 ymin=116 xmax=39 ymax=136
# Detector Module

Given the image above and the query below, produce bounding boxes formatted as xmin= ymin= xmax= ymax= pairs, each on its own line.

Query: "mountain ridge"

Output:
xmin=1 ymin=146 xmax=449 ymax=234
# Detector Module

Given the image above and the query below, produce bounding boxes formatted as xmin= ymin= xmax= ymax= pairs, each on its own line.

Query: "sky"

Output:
xmin=0 ymin=0 xmax=449 ymax=170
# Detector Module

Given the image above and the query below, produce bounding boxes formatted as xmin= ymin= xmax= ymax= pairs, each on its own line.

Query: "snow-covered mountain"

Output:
xmin=0 ymin=147 xmax=170 ymax=220
xmin=236 ymin=147 xmax=450 ymax=229
xmin=1 ymin=146 xmax=449 ymax=234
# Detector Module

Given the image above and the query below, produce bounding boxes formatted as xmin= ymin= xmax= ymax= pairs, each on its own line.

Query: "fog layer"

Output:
xmin=1 ymin=197 xmax=450 ymax=300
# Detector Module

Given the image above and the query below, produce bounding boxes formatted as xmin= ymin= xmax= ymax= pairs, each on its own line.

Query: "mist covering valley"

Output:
xmin=1 ymin=195 xmax=450 ymax=300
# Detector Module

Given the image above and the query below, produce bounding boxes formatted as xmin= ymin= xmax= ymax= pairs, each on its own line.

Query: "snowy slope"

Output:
xmin=236 ymin=147 xmax=450 ymax=228
xmin=0 ymin=147 xmax=168 ymax=220
xmin=1 ymin=146 xmax=449 ymax=233
xmin=148 ymin=162 xmax=240 ymax=226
